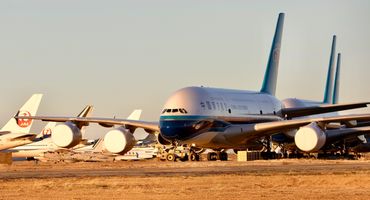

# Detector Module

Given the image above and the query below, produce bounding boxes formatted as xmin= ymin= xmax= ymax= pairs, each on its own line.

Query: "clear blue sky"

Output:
xmin=1 ymin=0 xmax=369 ymax=139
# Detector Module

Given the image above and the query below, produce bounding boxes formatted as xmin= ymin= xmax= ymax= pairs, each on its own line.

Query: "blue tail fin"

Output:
xmin=323 ymin=35 xmax=336 ymax=104
xmin=332 ymin=53 xmax=341 ymax=104
xmin=260 ymin=13 xmax=285 ymax=95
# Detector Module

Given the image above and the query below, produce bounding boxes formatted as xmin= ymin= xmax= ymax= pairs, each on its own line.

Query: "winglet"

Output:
xmin=323 ymin=35 xmax=336 ymax=104
xmin=77 ymin=105 xmax=94 ymax=117
xmin=1 ymin=94 xmax=43 ymax=133
xmin=332 ymin=53 xmax=341 ymax=104
xmin=260 ymin=13 xmax=285 ymax=95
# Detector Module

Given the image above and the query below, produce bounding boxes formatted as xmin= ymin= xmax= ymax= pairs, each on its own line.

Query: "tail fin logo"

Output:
xmin=41 ymin=128 xmax=52 ymax=138
xmin=16 ymin=111 xmax=33 ymax=128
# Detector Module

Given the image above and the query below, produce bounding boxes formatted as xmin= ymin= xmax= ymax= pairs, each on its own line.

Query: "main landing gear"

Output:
xmin=207 ymin=151 xmax=228 ymax=161
xmin=157 ymin=145 xmax=201 ymax=161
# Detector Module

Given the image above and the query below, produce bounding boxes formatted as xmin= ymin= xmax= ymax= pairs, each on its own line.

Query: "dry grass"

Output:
xmin=0 ymin=160 xmax=369 ymax=200
xmin=1 ymin=174 xmax=369 ymax=200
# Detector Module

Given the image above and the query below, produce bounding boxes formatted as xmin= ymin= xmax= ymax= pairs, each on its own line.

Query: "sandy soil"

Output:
xmin=0 ymin=159 xmax=369 ymax=200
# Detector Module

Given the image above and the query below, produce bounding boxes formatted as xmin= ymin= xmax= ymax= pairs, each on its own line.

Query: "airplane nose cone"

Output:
xmin=159 ymin=120 xmax=197 ymax=141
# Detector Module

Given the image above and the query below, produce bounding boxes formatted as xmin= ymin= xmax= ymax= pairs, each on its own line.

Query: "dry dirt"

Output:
xmin=0 ymin=159 xmax=369 ymax=200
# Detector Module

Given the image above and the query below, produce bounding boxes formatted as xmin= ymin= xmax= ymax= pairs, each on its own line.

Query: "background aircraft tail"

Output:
xmin=323 ymin=35 xmax=337 ymax=104
xmin=0 ymin=94 xmax=43 ymax=133
xmin=36 ymin=122 xmax=57 ymax=139
xmin=332 ymin=53 xmax=341 ymax=104
xmin=127 ymin=109 xmax=142 ymax=120
xmin=260 ymin=13 xmax=285 ymax=95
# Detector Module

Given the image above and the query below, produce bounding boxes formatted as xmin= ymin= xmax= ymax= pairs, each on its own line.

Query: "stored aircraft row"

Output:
xmin=10 ymin=13 xmax=370 ymax=161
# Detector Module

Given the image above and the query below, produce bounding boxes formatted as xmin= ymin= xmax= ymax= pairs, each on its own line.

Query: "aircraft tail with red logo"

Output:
xmin=35 ymin=122 xmax=56 ymax=139
xmin=0 ymin=94 xmax=43 ymax=134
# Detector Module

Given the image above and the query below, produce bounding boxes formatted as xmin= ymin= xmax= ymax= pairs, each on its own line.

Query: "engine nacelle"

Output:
xmin=52 ymin=122 xmax=82 ymax=148
xmin=103 ymin=127 xmax=136 ymax=154
xmin=294 ymin=122 xmax=327 ymax=152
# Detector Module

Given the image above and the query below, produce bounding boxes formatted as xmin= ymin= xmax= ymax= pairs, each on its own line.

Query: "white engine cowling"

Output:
xmin=294 ymin=122 xmax=327 ymax=152
xmin=51 ymin=122 xmax=82 ymax=148
xmin=103 ymin=127 xmax=136 ymax=154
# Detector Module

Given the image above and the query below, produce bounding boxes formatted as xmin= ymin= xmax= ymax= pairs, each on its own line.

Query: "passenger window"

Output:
xmin=166 ymin=109 xmax=172 ymax=113
xmin=172 ymin=109 xmax=178 ymax=113
xmin=211 ymin=102 xmax=216 ymax=110
xmin=206 ymin=101 xmax=211 ymax=110
xmin=162 ymin=109 xmax=167 ymax=114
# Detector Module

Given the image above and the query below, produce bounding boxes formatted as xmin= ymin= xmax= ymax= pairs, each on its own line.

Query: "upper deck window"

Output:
xmin=211 ymin=102 xmax=216 ymax=110
xmin=206 ymin=101 xmax=211 ymax=110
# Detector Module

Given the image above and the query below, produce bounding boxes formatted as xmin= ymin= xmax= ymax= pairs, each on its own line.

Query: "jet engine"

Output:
xmin=103 ymin=127 xmax=136 ymax=154
xmin=52 ymin=122 xmax=82 ymax=148
xmin=294 ymin=122 xmax=326 ymax=152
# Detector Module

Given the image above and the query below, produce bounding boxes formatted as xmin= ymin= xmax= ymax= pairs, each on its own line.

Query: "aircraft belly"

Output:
xmin=181 ymin=128 xmax=250 ymax=149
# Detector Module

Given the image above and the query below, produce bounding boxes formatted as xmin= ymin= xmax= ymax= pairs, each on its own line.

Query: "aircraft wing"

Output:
xmin=15 ymin=116 xmax=160 ymax=133
xmin=0 ymin=132 xmax=37 ymax=151
xmin=240 ymin=114 xmax=370 ymax=141
xmin=280 ymin=102 xmax=369 ymax=118
xmin=325 ymin=126 xmax=370 ymax=143
xmin=0 ymin=132 xmax=36 ymax=140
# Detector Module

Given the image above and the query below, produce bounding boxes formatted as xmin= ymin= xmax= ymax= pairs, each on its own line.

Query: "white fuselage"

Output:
xmin=159 ymin=87 xmax=283 ymax=149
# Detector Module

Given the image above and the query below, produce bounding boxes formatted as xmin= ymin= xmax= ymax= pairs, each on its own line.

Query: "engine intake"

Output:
xmin=103 ymin=127 xmax=136 ymax=154
xmin=52 ymin=122 xmax=82 ymax=148
xmin=294 ymin=122 xmax=327 ymax=152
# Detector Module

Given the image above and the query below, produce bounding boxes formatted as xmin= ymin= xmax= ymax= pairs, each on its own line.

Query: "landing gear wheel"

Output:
xmin=189 ymin=153 xmax=200 ymax=161
xmin=179 ymin=154 xmax=189 ymax=162
xmin=218 ymin=152 xmax=228 ymax=161
xmin=166 ymin=153 xmax=176 ymax=161
xmin=207 ymin=152 xmax=218 ymax=161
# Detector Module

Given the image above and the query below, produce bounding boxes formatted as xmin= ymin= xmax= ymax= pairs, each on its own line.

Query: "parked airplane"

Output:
xmin=10 ymin=105 xmax=94 ymax=158
xmin=18 ymin=13 xmax=370 ymax=161
xmin=0 ymin=94 xmax=43 ymax=150
xmin=282 ymin=35 xmax=338 ymax=110
xmin=12 ymin=109 xmax=142 ymax=160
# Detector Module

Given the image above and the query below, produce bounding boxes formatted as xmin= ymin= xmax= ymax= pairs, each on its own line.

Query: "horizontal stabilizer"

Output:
xmin=281 ymin=102 xmax=369 ymax=119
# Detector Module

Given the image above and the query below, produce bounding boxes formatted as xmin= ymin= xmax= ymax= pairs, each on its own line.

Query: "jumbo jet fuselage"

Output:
xmin=159 ymin=87 xmax=283 ymax=149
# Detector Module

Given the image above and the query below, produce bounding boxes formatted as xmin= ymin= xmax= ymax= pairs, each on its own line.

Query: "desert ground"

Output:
xmin=1 ymin=159 xmax=370 ymax=200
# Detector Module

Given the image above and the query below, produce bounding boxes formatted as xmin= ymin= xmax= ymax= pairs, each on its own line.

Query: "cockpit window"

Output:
xmin=163 ymin=108 xmax=188 ymax=114
xmin=180 ymin=109 xmax=188 ymax=114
